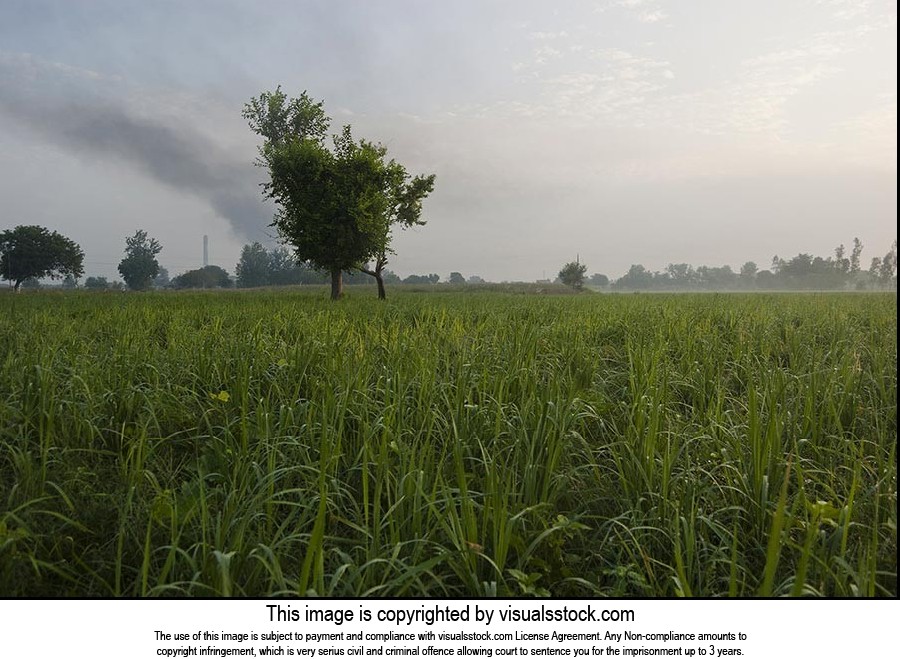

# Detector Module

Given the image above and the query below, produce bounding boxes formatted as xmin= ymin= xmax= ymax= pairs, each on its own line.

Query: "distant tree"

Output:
xmin=343 ymin=269 xmax=375 ymax=286
xmin=834 ymin=244 xmax=850 ymax=274
xmin=118 ymin=230 xmax=162 ymax=291
xmin=268 ymin=247 xmax=301 ymax=285
xmin=236 ymin=242 xmax=272 ymax=288
xmin=740 ymin=261 xmax=758 ymax=279
xmin=739 ymin=261 xmax=758 ymax=289
xmin=244 ymin=87 xmax=435 ymax=300
xmin=467 ymin=275 xmax=485 ymax=284
xmin=84 ymin=276 xmax=109 ymax=290
xmin=780 ymin=253 xmax=814 ymax=277
xmin=0 ymin=225 xmax=84 ymax=292
xmin=448 ymin=272 xmax=465 ymax=284
xmin=20 ymin=277 xmax=41 ymax=290
xmin=402 ymin=273 xmax=440 ymax=285
xmin=153 ymin=267 xmax=170 ymax=289
xmin=665 ymin=263 xmax=695 ymax=288
xmin=172 ymin=265 xmax=232 ymax=289
xmin=850 ymin=237 xmax=863 ymax=274
xmin=267 ymin=247 xmax=327 ymax=285
xmin=558 ymin=261 xmax=587 ymax=290
xmin=696 ymin=265 xmax=737 ymax=289
xmin=613 ymin=264 xmax=654 ymax=290
xmin=877 ymin=240 xmax=897 ymax=288
xmin=756 ymin=270 xmax=775 ymax=288
xmin=869 ymin=257 xmax=882 ymax=287
xmin=62 ymin=275 xmax=77 ymax=289
xmin=589 ymin=273 xmax=609 ymax=288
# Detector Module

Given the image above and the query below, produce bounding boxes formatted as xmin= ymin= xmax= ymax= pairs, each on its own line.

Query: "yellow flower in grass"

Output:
xmin=209 ymin=390 xmax=230 ymax=402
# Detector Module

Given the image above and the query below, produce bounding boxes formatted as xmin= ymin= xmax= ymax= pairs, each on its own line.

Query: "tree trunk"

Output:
xmin=330 ymin=268 xmax=343 ymax=300
xmin=359 ymin=255 xmax=388 ymax=300
xmin=14 ymin=280 xmax=22 ymax=293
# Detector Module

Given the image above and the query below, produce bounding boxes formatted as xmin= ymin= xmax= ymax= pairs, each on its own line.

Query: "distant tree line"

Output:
xmin=235 ymin=242 xmax=461 ymax=288
xmin=234 ymin=242 xmax=401 ymax=288
xmin=6 ymin=225 xmax=895 ymax=294
xmin=607 ymin=238 xmax=897 ymax=292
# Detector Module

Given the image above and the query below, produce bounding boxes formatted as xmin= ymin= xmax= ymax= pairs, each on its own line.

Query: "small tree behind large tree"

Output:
xmin=244 ymin=88 xmax=434 ymax=300
xmin=118 ymin=230 xmax=162 ymax=291
xmin=559 ymin=261 xmax=587 ymax=290
xmin=0 ymin=225 xmax=84 ymax=291
xmin=236 ymin=241 xmax=272 ymax=288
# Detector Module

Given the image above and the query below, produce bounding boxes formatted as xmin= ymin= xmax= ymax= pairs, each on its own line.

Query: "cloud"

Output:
xmin=603 ymin=0 xmax=669 ymax=23
xmin=638 ymin=10 xmax=667 ymax=23
xmin=0 ymin=52 xmax=268 ymax=239
xmin=817 ymin=0 xmax=872 ymax=21
xmin=533 ymin=45 xmax=563 ymax=64
xmin=529 ymin=30 xmax=569 ymax=40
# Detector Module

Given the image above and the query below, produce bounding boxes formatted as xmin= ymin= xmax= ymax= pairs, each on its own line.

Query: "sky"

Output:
xmin=0 ymin=0 xmax=896 ymax=282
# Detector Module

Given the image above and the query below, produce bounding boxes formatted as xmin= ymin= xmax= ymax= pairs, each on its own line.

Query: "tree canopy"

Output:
xmin=244 ymin=88 xmax=435 ymax=299
xmin=558 ymin=261 xmax=587 ymax=290
xmin=118 ymin=230 xmax=162 ymax=291
xmin=0 ymin=225 xmax=84 ymax=291
xmin=235 ymin=242 xmax=272 ymax=288
xmin=172 ymin=265 xmax=231 ymax=289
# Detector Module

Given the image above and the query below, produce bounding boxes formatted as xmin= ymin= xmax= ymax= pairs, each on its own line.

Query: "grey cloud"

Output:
xmin=0 ymin=54 xmax=269 ymax=239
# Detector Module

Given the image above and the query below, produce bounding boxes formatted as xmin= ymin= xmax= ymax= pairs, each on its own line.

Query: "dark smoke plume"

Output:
xmin=0 ymin=54 xmax=269 ymax=239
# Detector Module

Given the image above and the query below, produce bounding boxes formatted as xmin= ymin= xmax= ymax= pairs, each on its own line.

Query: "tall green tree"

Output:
xmin=244 ymin=88 xmax=434 ymax=300
xmin=118 ymin=230 xmax=162 ymax=291
xmin=236 ymin=242 xmax=272 ymax=288
xmin=0 ymin=225 xmax=84 ymax=292
xmin=558 ymin=261 xmax=587 ymax=290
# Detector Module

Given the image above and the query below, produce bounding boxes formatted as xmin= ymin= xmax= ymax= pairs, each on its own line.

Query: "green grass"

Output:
xmin=0 ymin=289 xmax=895 ymax=597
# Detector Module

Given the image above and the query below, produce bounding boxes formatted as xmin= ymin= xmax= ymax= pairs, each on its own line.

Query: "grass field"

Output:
xmin=0 ymin=289 xmax=895 ymax=597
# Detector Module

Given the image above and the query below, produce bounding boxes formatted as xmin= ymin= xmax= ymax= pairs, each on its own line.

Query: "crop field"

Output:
xmin=0 ymin=290 xmax=895 ymax=597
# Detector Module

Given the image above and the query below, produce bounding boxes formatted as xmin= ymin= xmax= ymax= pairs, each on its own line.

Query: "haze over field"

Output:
xmin=0 ymin=0 xmax=896 ymax=282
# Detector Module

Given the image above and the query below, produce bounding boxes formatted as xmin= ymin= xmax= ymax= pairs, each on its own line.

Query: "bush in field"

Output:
xmin=172 ymin=265 xmax=232 ymax=289
xmin=84 ymin=276 xmax=109 ymax=290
